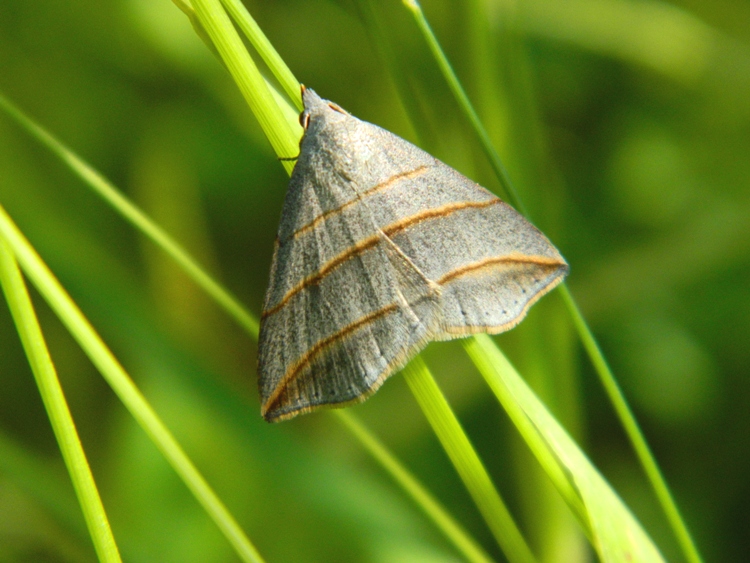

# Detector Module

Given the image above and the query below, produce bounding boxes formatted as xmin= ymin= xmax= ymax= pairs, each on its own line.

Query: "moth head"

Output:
xmin=300 ymin=86 xmax=349 ymax=131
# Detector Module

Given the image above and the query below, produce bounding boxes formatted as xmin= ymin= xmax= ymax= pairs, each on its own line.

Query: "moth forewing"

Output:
xmin=257 ymin=88 xmax=568 ymax=422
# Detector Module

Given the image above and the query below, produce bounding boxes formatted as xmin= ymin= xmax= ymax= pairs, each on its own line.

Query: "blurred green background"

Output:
xmin=1 ymin=0 xmax=748 ymax=561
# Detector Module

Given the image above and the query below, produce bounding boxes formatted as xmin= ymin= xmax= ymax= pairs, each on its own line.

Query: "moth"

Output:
xmin=258 ymin=87 xmax=568 ymax=422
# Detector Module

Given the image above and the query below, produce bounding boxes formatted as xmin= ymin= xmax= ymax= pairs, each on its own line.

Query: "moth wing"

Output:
xmin=347 ymin=122 xmax=569 ymax=338
xmin=258 ymin=92 xmax=568 ymax=422
xmin=258 ymin=165 xmax=439 ymax=422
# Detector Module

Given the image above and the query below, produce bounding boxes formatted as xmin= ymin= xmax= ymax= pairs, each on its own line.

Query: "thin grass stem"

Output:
xmin=403 ymin=356 xmax=537 ymax=563
xmin=221 ymin=0 xmax=302 ymax=109
xmin=171 ymin=0 xmax=222 ymax=61
xmin=559 ymin=285 xmax=702 ymax=563
xmin=402 ymin=3 xmax=702 ymax=561
xmin=402 ymin=0 xmax=525 ymax=215
xmin=0 ymin=237 xmax=122 ymax=563
xmin=191 ymin=0 xmax=299 ymax=172
xmin=0 ymin=92 xmax=259 ymax=339
xmin=0 ymin=204 xmax=265 ymax=563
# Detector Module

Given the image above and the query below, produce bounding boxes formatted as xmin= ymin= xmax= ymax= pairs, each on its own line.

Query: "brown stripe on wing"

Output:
xmin=437 ymin=259 xmax=568 ymax=337
xmin=262 ymin=234 xmax=383 ymax=318
xmin=382 ymin=198 xmax=501 ymax=238
xmin=289 ymin=165 xmax=430 ymax=241
xmin=437 ymin=253 xmax=566 ymax=285
xmin=261 ymin=303 xmax=401 ymax=416
xmin=262 ymin=197 xmax=502 ymax=319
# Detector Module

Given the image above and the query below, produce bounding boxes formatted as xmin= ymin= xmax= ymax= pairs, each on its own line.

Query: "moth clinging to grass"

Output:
xmin=258 ymin=87 xmax=568 ymax=422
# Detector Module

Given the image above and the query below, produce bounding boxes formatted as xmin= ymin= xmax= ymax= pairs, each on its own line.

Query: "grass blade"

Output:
xmin=0 ymin=204 xmax=265 ymax=563
xmin=465 ymin=334 xmax=666 ymax=563
xmin=559 ymin=285 xmax=703 ymax=563
xmin=0 ymin=237 xmax=121 ymax=563
xmin=190 ymin=0 xmax=300 ymax=172
xmin=170 ymin=0 xmax=223 ymax=62
xmin=0 ymin=91 xmax=259 ymax=339
xmin=402 ymin=0 xmax=524 ymax=215
xmin=403 ymin=357 xmax=537 ymax=563
xmin=401 ymin=3 xmax=702 ymax=561
xmin=221 ymin=0 xmax=302 ymax=109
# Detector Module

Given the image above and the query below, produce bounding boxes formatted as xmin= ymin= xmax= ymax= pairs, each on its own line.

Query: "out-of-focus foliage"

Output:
xmin=0 ymin=0 xmax=747 ymax=561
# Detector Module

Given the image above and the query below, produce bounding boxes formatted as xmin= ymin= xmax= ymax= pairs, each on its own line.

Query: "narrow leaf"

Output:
xmin=404 ymin=357 xmax=537 ymax=563
xmin=0 ymin=237 xmax=121 ymax=563
xmin=0 ymin=204 xmax=266 ymax=563
xmin=465 ymin=334 xmax=666 ymax=563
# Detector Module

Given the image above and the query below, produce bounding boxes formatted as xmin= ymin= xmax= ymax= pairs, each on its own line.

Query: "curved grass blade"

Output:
xmin=559 ymin=285 xmax=701 ymax=563
xmin=465 ymin=334 xmax=666 ymax=563
xmin=401 ymin=3 xmax=702 ymax=562
xmin=0 ymin=237 xmax=122 ymax=563
xmin=0 ymin=204 xmax=265 ymax=563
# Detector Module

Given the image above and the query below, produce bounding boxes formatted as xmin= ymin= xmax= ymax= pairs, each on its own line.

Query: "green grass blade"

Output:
xmin=401 ymin=3 xmax=701 ymax=561
xmin=353 ymin=0 xmax=435 ymax=147
xmin=0 ymin=91 xmax=259 ymax=339
xmin=403 ymin=356 xmax=537 ymax=563
xmin=0 ymin=204 xmax=265 ymax=563
xmin=220 ymin=0 xmax=302 ymax=109
xmin=465 ymin=334 xmax=666 ymax=563
xmin=335 ymin=411 xmax=495 ymax=563
xmin=171 ymin=0 xmax=300 ymax=121
xmin=190 ymin=0 xmax=301 ymax=172
xmin=559 ymin=285 xmax=703 ymax=563
xmin=402 ymin=0 xmax=525 ymax=215
xmin=0 ymin=237 xmax=121 ymax=563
